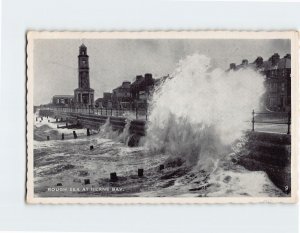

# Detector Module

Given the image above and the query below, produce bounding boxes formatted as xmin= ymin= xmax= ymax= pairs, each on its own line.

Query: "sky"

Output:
xmin=33 ymin=39 xmax=290 ymax=105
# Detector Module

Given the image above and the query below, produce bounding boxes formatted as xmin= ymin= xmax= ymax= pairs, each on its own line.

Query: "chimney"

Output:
xmin=270 ymin=53 xmax=280 ymax=66
xmin=242 ymin=59 xmax=248 ymax=66
xmin=136 ymin=75 xmax=143 ymax=81
xmin=144 ymin=73 xmax=153 ymax=84
xmin=122 ymin=81 xmax=131 ymax=88
xmin=255 ymin=56 xmax=264 ymax=67
xmin=230 ymin=63 xmax=236 ymax=70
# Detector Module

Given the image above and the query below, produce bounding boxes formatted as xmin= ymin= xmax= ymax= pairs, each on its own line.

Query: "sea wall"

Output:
xmin=236 ymin=131 xmax=291 ymax=194
xmin=38 ymin=109 xmax=55 ymax=117
xmin=38 ymin=109 xmax=146 ymax=137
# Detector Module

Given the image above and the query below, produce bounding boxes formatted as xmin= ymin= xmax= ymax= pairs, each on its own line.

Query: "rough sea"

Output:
xmin=33 ymin=116 xmax=285 ymax=198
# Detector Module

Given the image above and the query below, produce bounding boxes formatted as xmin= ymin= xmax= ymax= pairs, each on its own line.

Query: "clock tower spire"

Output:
xmin=78 ymin=44 xmax=90 ymax=88
xmin=74 ymin=44 xmax=94 ymax=107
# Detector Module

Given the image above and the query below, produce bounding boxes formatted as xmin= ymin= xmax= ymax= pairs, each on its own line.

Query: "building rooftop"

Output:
xmin=229 ymin=53 xmax=291 ymax=71
xmin=80 ymin=43 xmax=87 ymax=48
xmin=131 ymin=74 xmax=154 ymax=91
xmin=53 ymin=95 xmax=74 ymax=98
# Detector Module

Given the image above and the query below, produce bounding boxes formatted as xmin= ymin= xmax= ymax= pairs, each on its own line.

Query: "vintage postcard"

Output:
xmin=26 ymin=31 xmax=298 ymax=204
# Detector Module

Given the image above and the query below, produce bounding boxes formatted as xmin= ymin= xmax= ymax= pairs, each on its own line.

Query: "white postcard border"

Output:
xmin=26 ymin=31 xmax=299 ymax=204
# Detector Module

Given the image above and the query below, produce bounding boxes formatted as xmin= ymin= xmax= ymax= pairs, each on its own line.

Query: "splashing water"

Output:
xmin=98 ymin=118 xmax=132 ymax=145
xmin=98 ymin=118 xmax=119 ymax=139
xmin=144 ymin=54 xmax=265 ymax=167
xmin=118 ymin=119 xmax=132 ymax=144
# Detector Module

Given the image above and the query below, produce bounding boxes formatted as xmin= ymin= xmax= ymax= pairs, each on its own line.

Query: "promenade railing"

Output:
xmin=251 ymin=110 xmax=291 ymax=135
xmin=39 ymin=106 xmax=291 ymax=134
xmin=47 ymin=106 xmax=148 ymax=121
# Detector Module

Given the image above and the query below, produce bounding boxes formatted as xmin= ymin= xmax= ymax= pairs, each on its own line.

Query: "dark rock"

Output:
xmin=78 ymin=171 xmax=89 ymax=177
xmin=231 ymin=158 xmax=238 ymax=164
xmin=165 ymin=157 xmax=185 ymax=168
xmin=160 ymin=168 xmax=188 ymax=180
xmin=223 ymin=176 xmax=231 ymax=183
xmin=189 ymin=183 xmax=210 ymax=191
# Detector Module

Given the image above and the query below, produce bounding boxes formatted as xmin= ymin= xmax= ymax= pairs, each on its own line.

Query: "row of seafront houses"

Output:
xmin=47 ymin=44 xmax=291 ymax=113
xmin=94 ymin=73 xmax=165 ymax=110
xmin=228 ymin=53 xmax=291 ymax=112
xmin=52 ymin=72 xmax=166 ymax=111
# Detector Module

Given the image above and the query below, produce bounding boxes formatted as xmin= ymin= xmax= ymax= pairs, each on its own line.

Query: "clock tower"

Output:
xmin=74 ymin=44 xmax=94 ymax=107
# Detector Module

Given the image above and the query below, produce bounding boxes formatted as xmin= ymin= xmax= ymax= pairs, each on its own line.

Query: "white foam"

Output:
xmin=144 ymin=54 xmax=265 ymax=165
xmin=206 ymin=166 xmax=285 ymax=197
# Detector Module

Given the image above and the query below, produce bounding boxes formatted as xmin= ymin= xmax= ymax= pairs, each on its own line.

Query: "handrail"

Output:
xmin=252 ymin=109 xmax=291 ymax=134
xmin=43 ymin=105 xmax=148 ymax=121
xmin=38 ymin=106 xmax=291 ymax=134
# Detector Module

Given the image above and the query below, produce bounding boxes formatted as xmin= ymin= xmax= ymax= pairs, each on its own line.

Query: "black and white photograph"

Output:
xmin=26 ymin=31 xmax=298 ymax=203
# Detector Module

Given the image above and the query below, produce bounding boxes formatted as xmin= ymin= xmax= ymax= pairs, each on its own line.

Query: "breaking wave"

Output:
xmin=144 ymin=54 xmax=265 ymax=168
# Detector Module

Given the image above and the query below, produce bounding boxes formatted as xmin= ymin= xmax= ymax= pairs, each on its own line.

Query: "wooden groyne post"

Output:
xmin=110 ymin=172 xmax=118 ymax=182
xmin=138 ymin=168 xmax=144 ymax=177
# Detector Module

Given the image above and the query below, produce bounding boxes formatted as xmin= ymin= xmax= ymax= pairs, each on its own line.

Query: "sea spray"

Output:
xmin=98 ymin=118 xmax=119 ymax=139
xmin=144 ymin=54 xmax=265 ymax=167
xmin=118 ymin=119 xmax=131 ymax=144
xmin=98 ymin=118 xmax=132 ymax=144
